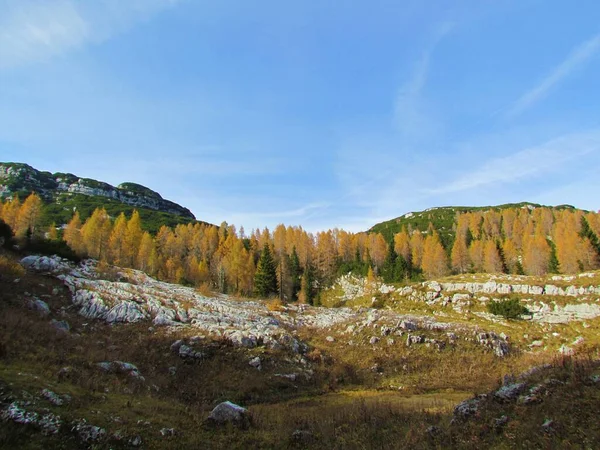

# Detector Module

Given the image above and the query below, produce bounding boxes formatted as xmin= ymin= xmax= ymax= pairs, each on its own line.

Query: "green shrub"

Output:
xmin=487 ymin=297 xmax=530 ymax=320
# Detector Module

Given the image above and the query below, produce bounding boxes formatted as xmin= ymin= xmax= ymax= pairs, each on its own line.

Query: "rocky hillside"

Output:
xmin=0 ymin=162 xmax=195 ymax=220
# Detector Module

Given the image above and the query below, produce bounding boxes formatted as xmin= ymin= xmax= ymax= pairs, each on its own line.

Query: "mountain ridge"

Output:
xmin=0 ymin=162 xmax=195 ymax=220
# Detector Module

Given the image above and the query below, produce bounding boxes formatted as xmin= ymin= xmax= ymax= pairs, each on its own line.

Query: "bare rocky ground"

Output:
xmin=2 ymin=254 xmax=600 ymax=448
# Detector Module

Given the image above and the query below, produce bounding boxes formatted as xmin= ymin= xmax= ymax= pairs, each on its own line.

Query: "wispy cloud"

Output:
xmin=506 ymin=32 xmax=600 ymax=118
xmin=0 ymin=0 xmax=180 ymax=70
xmin=429 ymin=130 xmax=600 ymax=194
xmin=393 ymin=22 xmax=453 ymax=139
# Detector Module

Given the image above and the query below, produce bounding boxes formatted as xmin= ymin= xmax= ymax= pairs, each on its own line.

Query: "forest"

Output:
xmin=1 ymin=193 xmax=600 ymax=304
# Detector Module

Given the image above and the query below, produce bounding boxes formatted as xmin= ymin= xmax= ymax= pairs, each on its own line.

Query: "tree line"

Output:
xmin=1 ymin=195 xmax=599 ymax=302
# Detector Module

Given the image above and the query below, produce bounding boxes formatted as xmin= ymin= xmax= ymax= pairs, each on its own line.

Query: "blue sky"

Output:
xmin=1 ymin=0 xmax=599 ymax=232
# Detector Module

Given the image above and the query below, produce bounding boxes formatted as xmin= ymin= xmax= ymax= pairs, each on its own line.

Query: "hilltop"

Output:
xmin=369 ymin=202 xmax=579 ymax=245
xmin=0 ymin=163 xmax=198 ymax=232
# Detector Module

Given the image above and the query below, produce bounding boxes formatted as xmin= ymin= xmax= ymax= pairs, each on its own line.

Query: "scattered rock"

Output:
xmin=41 ymin=389 xmax=70 ymax=406
xmin=206 ymin=401 xmax=250 ymax=428
xmin=28 ymin=298 xmax=50 ymax=317
xmin=249 ymin=356 xmax=262 ymax=369
xmin=178 ymin=344 xmax=204 ymax=360
xmin=170 ymin=340 xmax=184 ymax=352
xmin=369 ymin=336 xmax=380 ymax=345
xmin=325 ymin=336 xmax=335 ymax=342
xmin=494 ymin=415 xmax=509 ymax=430
xmin=50 ymin=319 xmax=70 ymax=333
xmin=275 ymin=373 xmax=298 ymax=381
xmin=160 ymin=427 xmax=176 ymax=437
xmin=291 ymin=429 xmax=314 ymax=444
xmin=426 ymin=425 xmax=441 ymax=437
xmin=495 ymin=383 xmax=527 ymax=401
xmin=71 ymin=420 xmax=106 ymax=443
xmin=558 ymin=344 xmax=574 ymax=356
xmin=129 ymin=435 xmax=143 ymax=447
xmin=1 ymin=401 xmax=61 ymax=435
xmin=452 ymin=396 xmax=485 ymax=423
xmin=97 ymin=361 xmax=144 ymax=380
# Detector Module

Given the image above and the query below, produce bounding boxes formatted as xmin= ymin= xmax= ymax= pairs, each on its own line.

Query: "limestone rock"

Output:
xmin=50 ymin=319 xmax=70 ymax=333
xmin=494 ymin=382 xmax=527 ymax=401
xmin=207 ymin=401 xmax=250 ymax=427
xmin=29 ymin=298 xmax=50 ymax=317
xmin=71 ymin=420 xmax=106 ymax=443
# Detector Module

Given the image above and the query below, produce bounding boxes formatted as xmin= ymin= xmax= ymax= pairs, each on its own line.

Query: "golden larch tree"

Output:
xmin=16 ymin=193 xmax=43 ymax=237
xmin=483 ymin=239 xmax=503 ymax=273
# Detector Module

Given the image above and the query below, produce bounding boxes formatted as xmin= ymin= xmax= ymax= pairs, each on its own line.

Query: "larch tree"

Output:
xmin=64 ymin=212 xmax=85 ymax=255
xmin=46 ymin=223 xmax=58 ymax=241
xmin=522 ymin=231 xmax=550 ymax=276
xmin=108 ymin=212 xmax=128 ymax=266
xmin=393 ymin=228 xmax=411 ymax=264
xmin=410 ymin=231 xmax=424 ymax=269
xmin=483 ymin=239 xmax=503 ymax=273
xmin=1 ymin=196 xmax=21 ymax=231
xmin=16 ymin=193 xmax=43 ymax=238
xmin=468 ymin=240 xmax=484 ymax=273
xmin=502 ymin=238 xmax=520 ymax=274
xmin=136 ymin=231 xmax=156 ymax=273
xmin=451 ymin=233 xmax=470 ymax=274
xmin=421 ymin=231 xmax=449 ymax=278
xmin=124 ymin=210 xmax=143 ymax=266
xmin=553 ymin=221 xmax=580 ymax=274
xmin=81 ymin=208 xmax=112 ymax=260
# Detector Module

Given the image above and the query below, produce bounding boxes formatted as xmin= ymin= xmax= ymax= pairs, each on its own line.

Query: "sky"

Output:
xmin=1 ymin=0 xmax=599 ymax=232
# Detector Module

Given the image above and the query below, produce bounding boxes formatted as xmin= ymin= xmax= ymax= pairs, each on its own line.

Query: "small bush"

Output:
xmin=266 ymin=297 xmax=284 ymax=312
xmin=487 ymin=297 xmax=530 ymax=320
xmin=23 ymin=238 xmax=80 ymax=262
xmin=0 ymin=256 xmax=26 ymax=280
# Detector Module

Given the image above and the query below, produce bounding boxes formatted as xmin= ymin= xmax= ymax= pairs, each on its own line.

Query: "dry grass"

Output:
xmin=2 ymin=253 xmax=600 ymax=448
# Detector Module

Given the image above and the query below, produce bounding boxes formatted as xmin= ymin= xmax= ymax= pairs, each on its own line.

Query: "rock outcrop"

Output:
xmin=0 ymin=162 xmax=194 ymax=219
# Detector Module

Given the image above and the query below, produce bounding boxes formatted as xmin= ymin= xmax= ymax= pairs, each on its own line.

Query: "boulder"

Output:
xmin=178 ymin=345 xmax=204 ymax=360
xmin=29 ymin=298 xmax=50 ymax=317
xmin=249 ymin=356 xmax=261 ymax=369
xmin=206 ymin=401 xmax=250 ymax=428
xmin=50 ymin=319 xmax=70 ymax=333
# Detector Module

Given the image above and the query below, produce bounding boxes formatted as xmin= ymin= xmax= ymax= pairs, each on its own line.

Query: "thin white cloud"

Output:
xmin=0 ymin=0 xmax=181 ymax=70
xmin=429 ymin=130 xmax=600 ymax=194
xmin=507 ymin=32 xmax=600 ymax=118
xmin=393 ymin=22 xmax=453 ymax=139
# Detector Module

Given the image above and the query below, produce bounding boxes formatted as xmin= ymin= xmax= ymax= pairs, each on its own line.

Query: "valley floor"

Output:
xmin=1 ymin=253 xmax=600 ymax=448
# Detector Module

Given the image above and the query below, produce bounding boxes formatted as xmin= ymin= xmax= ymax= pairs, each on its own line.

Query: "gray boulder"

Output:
xmin=207 ymin=401 xmax=250 ymax=428
xmin=494 ymin=382 xmax=526 ymax=401
xmin=29 ymin=298 xmax=50 ymax=317
xmin=51 ymin=319 xmax=70 ymax=333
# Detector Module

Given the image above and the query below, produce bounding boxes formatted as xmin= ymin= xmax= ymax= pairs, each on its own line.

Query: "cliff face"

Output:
xmin=0 ymin=163 xmax=195 ymax=219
